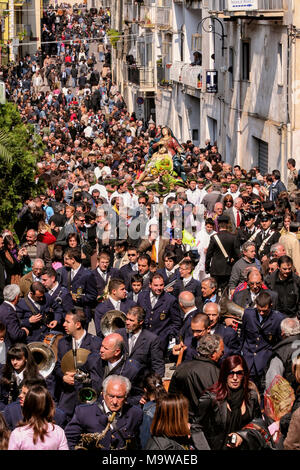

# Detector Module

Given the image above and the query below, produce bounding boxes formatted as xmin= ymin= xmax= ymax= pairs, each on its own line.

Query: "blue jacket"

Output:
xmin=241 ymin=307 xmax=286 ymax=377
xmin=3 ymin=400 xmax=68 ymax=430
xmin=0 ymin=301 xmax=27 ymax=348
xmin=137 ymin=290 xmax=182 ymax=351
xmin=116 ymin=328 xmax=165 ymax=377
xmin=65 ymin=398 xmax=143 ymax=450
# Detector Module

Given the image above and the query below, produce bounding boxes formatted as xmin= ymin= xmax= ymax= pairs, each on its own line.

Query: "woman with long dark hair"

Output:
xmin=0 ymin=344 xmax=41 ymax=407
xmin=0 ymin=413 xmax=10 ymax=450
xmin=8 ymin=385 xmax=68 ymax=450
xmin=195 ymin=355 xmax=264 ymax=450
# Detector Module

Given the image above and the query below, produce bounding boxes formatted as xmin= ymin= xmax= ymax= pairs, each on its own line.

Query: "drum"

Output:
xmin=43 ymin=333 xmax=64 ymax=361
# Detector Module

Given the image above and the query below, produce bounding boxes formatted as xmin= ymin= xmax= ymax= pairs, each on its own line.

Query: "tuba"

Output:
xmin=27 ymin=342 xmax=56 ymax=378
xmin=100 ymin=310 xmax=127 ymax=336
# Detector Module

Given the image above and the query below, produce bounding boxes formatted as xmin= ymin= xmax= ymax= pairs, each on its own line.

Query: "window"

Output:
xmin=277 ymin=43 xmax=283 ymax=86
xmin=253 ymin=137 xmax=268 ymax=174
xmin=229 ymin=47 xmax=234 ymax=89
xmin=241 ymin=41 xmax=250 ymax=81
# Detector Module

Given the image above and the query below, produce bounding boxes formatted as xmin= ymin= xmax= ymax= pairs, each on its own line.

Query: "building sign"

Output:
xmin=228 ymin=0 xmax=258 ymax=11
xmin=206 ymin=70 xmax=218 ymax=93
xmin=136 ymin=96 xmax=145 ymax=120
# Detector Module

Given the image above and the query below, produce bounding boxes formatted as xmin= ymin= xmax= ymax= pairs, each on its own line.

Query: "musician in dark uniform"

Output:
xmin=94 ymin=279 xmax=136 ymax=338
xmin=53 ymin=310 xmax=102 ymax=420
xmin=205 ymin=215 xmax=240 ymax=290
xmin=137 ymin=273 xmax=182 ymax=354
xmin=156 ymin=252 xmax=180 ymax=285
xmin=254 ymin=212 xmax=280 ymax=262
xmin=16 ymin=282 xmax=63 ymax=343
xmin=177 ymin=291 xmax=199 ymax=342
xmin=90 ymin=251 xmax=120 ymax=302
xmin=65 ymin=375 xmax=143 ymax=450
xmin=58 ymin=247 xmax=98 ymax=326
xmin=40 ymin=267 xmax=74 ymax=328
xmin=240 ymin=291 xmax=286 ymax=393
xmin=3 ymin=377 xmax=68 ymax=430
xmin=0 ymin=285 xmax=29 ymax=348
xmin=172 ymin=258 xmax=201 ymax=299
xmin=116 ymin=305 xmax=165 ymax=377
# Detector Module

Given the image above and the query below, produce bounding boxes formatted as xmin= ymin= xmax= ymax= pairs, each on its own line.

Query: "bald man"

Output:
xmin=203 ymin=302 xmax=241 ymax=358
xmin=98 ymin=333 xmax=145 ymax=405
xmin=178 ymin=291 xmax=198 ymax=341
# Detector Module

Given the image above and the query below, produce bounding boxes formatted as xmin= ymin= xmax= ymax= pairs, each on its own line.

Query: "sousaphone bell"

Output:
xmin=27 ymin=342 xmax=56 ymax=378
xmin=100 ymin=310 xmax=127 ymax=336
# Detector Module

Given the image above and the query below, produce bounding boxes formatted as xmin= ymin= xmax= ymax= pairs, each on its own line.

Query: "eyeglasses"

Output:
xmin=228 ymin=370 xmax=244 ymax=377
xmin=128 ymin=254 xmax=137 ymax=257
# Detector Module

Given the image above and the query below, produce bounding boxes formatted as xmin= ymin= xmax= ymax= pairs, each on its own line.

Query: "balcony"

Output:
xmin=207 ymin=0 xmax=286 ymax=18
xmin=156 ymin=7 xmax=172 ymax=29
xmin=170 ymin=61 xmax=202 ymax=89
xmin=127 ymin=65 xmax=155 ymax=88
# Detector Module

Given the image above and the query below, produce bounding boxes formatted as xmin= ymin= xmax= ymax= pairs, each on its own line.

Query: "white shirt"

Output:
xmin=14 ymin=370 xmax=24 ymax=386
xmin=109 ymin=296 xmax=121 ymax=311
xmin=48 ymin=282 xmax=59 ymax=296
xmin=107 ymin=355 xmax=123 ymax=372
xmin=97 ymin=268 xmax=108 ymax=282
xmin=183 ymin=276 xmax=192 ymax=286
xmin=71 ymin=265 xmax=81 ymax=281
xmin=186 ymin=188 xmax=202 ymax=206
xmin=28 ymin=293 xmax=41 ymax=311
xmin=0 ymin=341 xmax=6 ymax=364
xmin=4 ymin=301 xmax=16 ymax=311
xmin=128 ymin=329 xmax=142 ymax=355
xmin=150 ymin=292 xmax=160 ymax=308
xmin=72 ymin=331 xmax=87 ymax=350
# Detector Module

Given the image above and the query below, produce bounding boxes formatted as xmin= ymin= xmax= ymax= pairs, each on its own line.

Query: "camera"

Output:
xmin=228 ymin=434 xmax=237 ymax=445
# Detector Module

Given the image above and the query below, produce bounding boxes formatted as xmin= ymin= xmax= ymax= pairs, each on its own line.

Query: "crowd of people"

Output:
xmin=0 ymin=2 xmax=299 ymax=452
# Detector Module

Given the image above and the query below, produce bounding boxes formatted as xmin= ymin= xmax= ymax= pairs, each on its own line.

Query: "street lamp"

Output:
xmin=196 ymin=16 xmax=227 ymax=57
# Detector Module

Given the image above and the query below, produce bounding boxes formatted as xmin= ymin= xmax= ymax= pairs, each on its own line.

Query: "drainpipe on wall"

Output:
xmin=236 ymin=19 xmax=242 ymax=167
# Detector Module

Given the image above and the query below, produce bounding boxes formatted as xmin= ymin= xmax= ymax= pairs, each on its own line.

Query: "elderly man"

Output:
xmin=196 ymin=277 xmax=220 ymax=311
xmin=203 ymin=302 xmax=241 ymax=358
xmin=168 ymin=334 xmax=223 ymax=417
xmin=177 ymin=291 xmax=199 ymax=341
xmin=228 ymin=241 xmax=261 ymax=296
xmin=65 ymin=375 xmax=143 ymax=450
xmin=233 ymin=269 xmax=278 ymax=310
xmin=0 ymin=285 xmax=29 ymax=347
xmin=21 ymin=229 xmax=51 ymax=267
xmin=19 ymin=258 xmax=45 ymax=297
xmin=224 ymin=196 xmax=243 ymax=233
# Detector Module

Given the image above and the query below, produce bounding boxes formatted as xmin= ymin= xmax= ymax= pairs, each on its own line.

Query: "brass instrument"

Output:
xmin=75 ymin=412 xmax=116 ymax=450
xmin=219 ymin=289 xmax=245 ymax=323
xmin=100 ymin=310 xmax=127 ymax=337
xmin=97 ymin=274 xmax=111 ymax=303
xmin=27 ymin=342 xmax=56 ymax=378
xmin=78 ymin=386 xmax=98 ymax=404
xmin=61 ymin=347 xmax=91 ymax=379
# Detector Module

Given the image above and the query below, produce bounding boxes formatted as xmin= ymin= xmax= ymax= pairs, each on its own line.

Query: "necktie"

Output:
xmin=151 ymin=240 xmax=157 ymax=262
xmin=236 ymin=211 xmax=241 ymax=228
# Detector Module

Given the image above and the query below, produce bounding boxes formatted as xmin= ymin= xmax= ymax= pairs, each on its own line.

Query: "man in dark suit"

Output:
xmin=16 ymin=281 xmax=62 ymax=342
xmin=58 ymin=247 xmax=98 ymax=325
xmin=3 ymin=377 xmax=67 ymax=430
xmin=234 ymin=212 xmax=259 ymax=250
xmin=40 ymin=266 xmax=74 ymax=328
xmin=205 ymin=215 xmax=240 ymax=290
xmin=195 ymin=277 xmax=220 ymax=312
xmin=203 ymin=302 xmax=241 ymax=358
xmin=177 ymin=291 xmax=199 ymax=342
xmin=137 ymin=273 xmax=182 ymax=354
xmin=97 ymin=333 xmax=144 ymax=404
xmin=233 ymin=270 xmax=278 ymax=310
xmin=0 ymin=284 xmax=29 ymax=347
xmin=172 ymin=258 xmax=202 ymax=299
xmin=241 ymin=290 xmax=286 ymax=394
xmin=54 ymin=310 xmax=102 ymax=419
xmin=94 ymin=278 xmax=136 ymax=338
xmin=172 ymin=313 xmax=211 ymax=363
xmin=116 ymin=305 xmax=165 ymax=377
xmin=65 ymin=375 xmax=143 ymax=450
xmin=90 ymin=251 xmax=120 ymax=302
xmin=127 ymin=254 xmax=152 ymax=292
xmin=254 ymin=212 xmax=280 ymax=262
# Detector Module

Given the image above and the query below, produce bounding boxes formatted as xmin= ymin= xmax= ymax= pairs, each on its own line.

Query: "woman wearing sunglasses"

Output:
xmin=194 ymin=355 xmax=272 ymax=450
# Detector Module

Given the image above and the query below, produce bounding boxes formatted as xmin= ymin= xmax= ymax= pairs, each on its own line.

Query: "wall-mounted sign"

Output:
xmin=228 ymin=0 xmax=258 ymax=11
xmin=206 ymin=70 xmax=218 ymax=93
